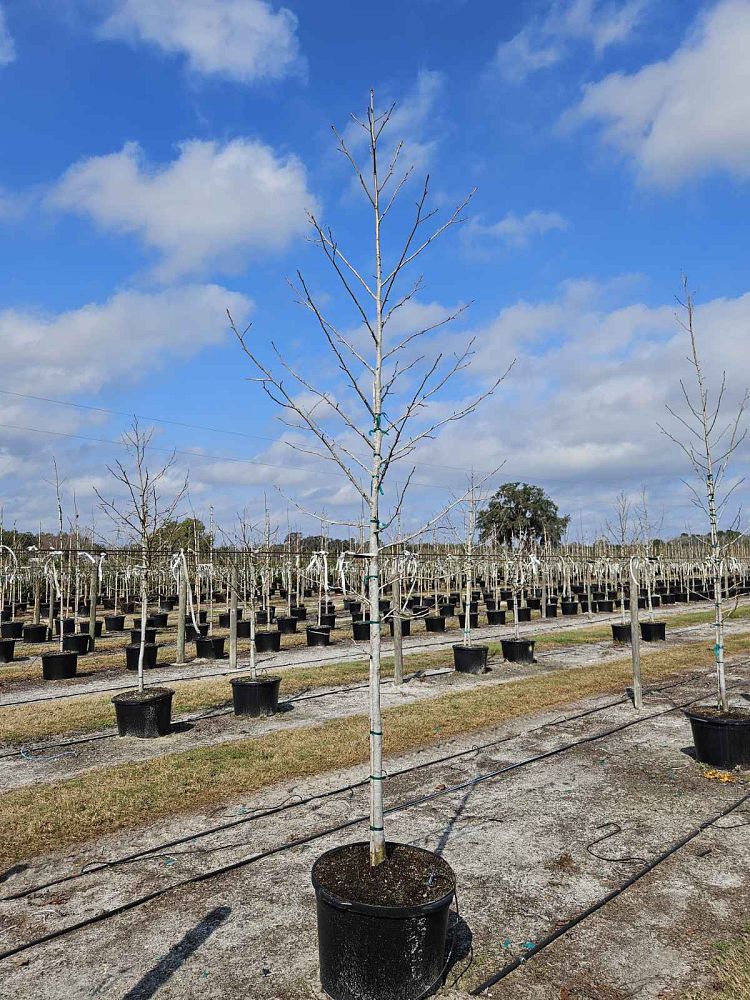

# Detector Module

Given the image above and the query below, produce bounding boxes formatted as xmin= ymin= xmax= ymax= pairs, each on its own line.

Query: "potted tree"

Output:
xmin=661 ymin=280 xmax=749 ymax=767
xmin=453 ymin=478 xmax=489 ymax=673
xmin=95 ymin=420 xmax=187 ymax=738
xmin=231 ymin=92 xmax=509 ymax=1000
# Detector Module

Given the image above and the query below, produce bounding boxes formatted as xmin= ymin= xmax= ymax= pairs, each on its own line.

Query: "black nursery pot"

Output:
xmin=526 ymin=597 xmax=541 ymax=611
xmin=515 ymin=607 xmax=532 ymax=623
xmin=42 ymin=651 xmax=78 ymax=680
xmin=640 ymin=621 xmax=666 ymax=642
xmin=487 ymin=609 xmax=506 ymax=626
xmin=291 ymin=605 xmax=308 ymax=621
xmin=352 ymin=620 xmax=371 ymax=641
xmin=687 ymin=710 xmax=750 ymax=768
xmin=545 ymin=605 xmax=558 ymax=618
xmin=561 ymin=601 xmax=579 ymax=616
xmin=236 ymin=620 xmax=253 ymax=639
xmin=276 ymin=616 xmax=298 ymax=635
xmin=453 ymin=643 xmax=488 ymax=673
xmin=150 ymin=613 xmax=169 ymax=628
xmin=63 ymin=633 xmax=91 ymax=655
xmin=195 ymin=636 xmax=225 ymax=660
xmin=185 ymin=623 xmax=210 ymax=641
xmin=312 ymin=842 xmax=455 ymax=1000
xmin=597 ymin=600 xmax=614 ymax=613
xmin=255 ymin=630 xmax=281 ymax=653
xmin=457 ymin=612 xmax=479 ymax=629
xmin=23 ymin=623 xmax=48 ymax=643
xmin=500 ymin=639 xmax=535 ymax=663
xmin=54 ymin=617 xmax=75 ymax=636
xmin=306 ymin=626 xmax=331 ymax=647
xmin=125 ymin=643 xmax=159 ymax=671
xmin=79 ymin=620 xmax=103 ymax=637
xmin=319 ymin=613 xmax=336 ymax=629
xmin=439 ymin=604 xmax=455 ymax=617
xmin=112 ymin=687 xmax=173 ymax=738
xmin=131 ymin=628 xmax=158 ymax=645
xmin=0 ymin=638 xmax=16 ymax=663
xmin=388 ymin=618 xmax=410 ymax=638
xmin=611 ymin=623 xmax=632 ymax=644
xmin=231 ymin=675 xmax=282 ymax=717
xmin=1 ymin=621 xmax=23 ymax=639
xmin=425 ymin=616 xmax=446 ymax=633
xmin=105 ymin=614 xmax=126 ymax=632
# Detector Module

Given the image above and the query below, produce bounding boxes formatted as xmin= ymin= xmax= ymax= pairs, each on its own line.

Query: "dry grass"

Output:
xmin=1 ymin=634 xmax=747 ymax=868
xmin=687 ymin=927 xmax=750 ymax=999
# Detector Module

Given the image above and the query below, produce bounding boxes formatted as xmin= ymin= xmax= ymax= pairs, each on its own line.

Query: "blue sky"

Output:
xmin=0 ymin=0 xmax=748 ymax=542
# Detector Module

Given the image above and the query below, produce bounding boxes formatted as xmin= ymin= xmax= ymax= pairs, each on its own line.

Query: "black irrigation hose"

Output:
xmin=469 ymin=788 xmax=750 ymax=995
xmin=0 ymin=677 xmax=733 ymax=961
xmin=1 ymin=601 xmax=715 ymax=709
xmin=1 ymin=669 xmax=714 ymax=903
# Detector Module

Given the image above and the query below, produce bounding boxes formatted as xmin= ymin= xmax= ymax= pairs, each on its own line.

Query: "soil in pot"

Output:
xmin=686 ymin=707 xmax=750 ymax=768
xmin=611 ymin=623 xmax=632 ymax=644
xmin=640 ymin=621 xmax=666 ymax=642
xmin=500 ymin=639 xmax=535 ymax=663
xmin=231 ymin=675 xmax=281 ymax=717
xmin=195 ymin=636 xmax=225 ymax=659
xmin=312 ymin=841 xmax=455 ymax=1000
xmin=255 ymin=630 xmax=281 ymax=653
xmin=125 ymin=643 xmax=159 ymax=670
xmin=112 ymin=687 xmax=173 ymax=738
xmin=453 ymin=643 xmax=489 ymax=673
xmin=42 ymin=651 xmax=78 ymax=680
xmin=307 ymin=626 xmax=331 ymax=647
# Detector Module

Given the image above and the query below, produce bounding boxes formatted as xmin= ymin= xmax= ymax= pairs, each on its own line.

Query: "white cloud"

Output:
xmin=563 ymin=0 xmax=750 ymax=186
xmin=48 ymin=138 xmax=318 ymax=280
xmin=494 ymin=0 xmax=647 ymax=83
xmin=0 ymin=283 xmax=251 ymax=397
xmin=467 ymin=210 xmax=569 ymax=248
xmin=0 ymin=5 xmax=16 ymax=66
xmin=97 ymin=0 xmax=302 ymax=83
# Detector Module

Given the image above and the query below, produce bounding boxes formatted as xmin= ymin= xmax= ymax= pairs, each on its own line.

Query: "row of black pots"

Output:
xmin=611 ymin=622 xmax=667 ymax=643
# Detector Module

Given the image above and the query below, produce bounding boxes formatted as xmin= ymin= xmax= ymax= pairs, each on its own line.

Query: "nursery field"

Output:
xmin=1 ymin=576 xmax=750 ymax=1000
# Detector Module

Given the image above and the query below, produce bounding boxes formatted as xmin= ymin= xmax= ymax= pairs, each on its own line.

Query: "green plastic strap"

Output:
xmin=370 ymin=825 xmax=384 ymax=831
xmin=370 ymin=730 xmax=382 ymax=736
xmin=368 ymin=412 xmax=390 ymax=435
xmin=369 ymin=775 xmax=385 ymax=781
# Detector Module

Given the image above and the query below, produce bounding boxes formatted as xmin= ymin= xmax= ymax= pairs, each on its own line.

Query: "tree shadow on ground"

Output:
xmin=121 ymin=905 xmax=231 ymax=1000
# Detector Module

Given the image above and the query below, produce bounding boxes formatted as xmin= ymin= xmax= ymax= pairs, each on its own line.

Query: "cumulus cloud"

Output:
xmin=467 ymin=210 xmax=569 ymax=248
xmin=48 ymin=138 xmax=318 ymax=280
xmin=494 ymin=0 xmax=647 ymax=83
xmin=96 ymin=0 xmax=302 ymax=83
xmin=563 ymin=0 xmax=750 ymax=186
xmin=0 ymin=5 xmax=16 ymax=67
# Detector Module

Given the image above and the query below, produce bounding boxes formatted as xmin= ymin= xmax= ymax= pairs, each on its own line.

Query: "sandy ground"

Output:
xmin=2 ymin=609 xmax=745 ymax=792
xmin=1 ymin=659 xmax=749 ymax=999
xmin=1 ymin=598 xmax=732 ymax=707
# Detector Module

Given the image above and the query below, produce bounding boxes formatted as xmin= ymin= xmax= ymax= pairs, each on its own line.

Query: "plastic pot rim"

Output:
xmin=111 ymin=686 xmax=174 ymax=706
xmin=685 ymin=708 xmax=750 ymax=727
xmin=311 ymin=841 xmax=456 ymax=919
xmin=230 ymin=675 xmax=282 ymax=688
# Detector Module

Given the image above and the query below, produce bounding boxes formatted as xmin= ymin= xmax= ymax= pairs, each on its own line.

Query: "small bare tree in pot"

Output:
xmin=661 ymin=279 xmax=749 ymax=768
xmin=231 ymin=92 xmax=508 ymax=1000
xmin=95 ymin=420 xmax=187 ymax=738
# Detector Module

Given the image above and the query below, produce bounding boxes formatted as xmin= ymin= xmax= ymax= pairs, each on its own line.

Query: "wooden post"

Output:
xmin=88 ymin=558 xmax=98 ymax=651
xmin=229 ymin=563 xmax=238 ymax=671
xmin=392 ymin=572 xmax=403 ymax=686
xmin=176 ymin=561 xmax=187 ymax=665
xmin=630 ymin=560 xmax=642 ymax=710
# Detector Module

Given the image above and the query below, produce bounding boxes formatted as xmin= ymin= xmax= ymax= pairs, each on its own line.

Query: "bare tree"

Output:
xmin=95 ymin=420 xmax=188 ymax=693
xmin=230 ymin=91 xmax=510 ymax=866
xmin=659 ymin=278 xmax=748 ymax=713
